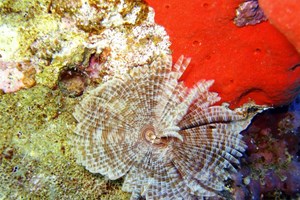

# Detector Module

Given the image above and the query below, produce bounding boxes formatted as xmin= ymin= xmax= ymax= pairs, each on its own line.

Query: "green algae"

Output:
xmin=0 ymin=85 xmax=129 ymax=199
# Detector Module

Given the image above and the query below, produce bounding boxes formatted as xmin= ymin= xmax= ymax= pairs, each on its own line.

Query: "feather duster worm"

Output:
xmin=73 ymin=55 xmax=262 ymax=199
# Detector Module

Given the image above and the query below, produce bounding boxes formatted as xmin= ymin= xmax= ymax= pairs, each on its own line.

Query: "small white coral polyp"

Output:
xmin=73 ymin=55 xmax=257 ymax=199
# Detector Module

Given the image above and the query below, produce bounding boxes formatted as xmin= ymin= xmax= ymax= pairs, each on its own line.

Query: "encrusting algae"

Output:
xmin=0 ymin=85 xmax=133 ymax=199
xmin=0 ymin=0 xmax=155 ymax=92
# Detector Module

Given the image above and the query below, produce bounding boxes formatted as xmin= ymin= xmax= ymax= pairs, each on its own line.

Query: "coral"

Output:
xmin=0 ymin=1 xmax=174 ymax=198
xmin=145 ymin=0 xmax=300 ymax=108
xmin=84 ymin=9 xmax=171 ymax=82
xmin=3 ymin=0 xmax=299 ymax=199
xmin=0 ymin=0 xmax=166 ymax=93
xmin=73 ymin=55 xmax=263 ymax=199
xmin=50 ymin=0 xmax=149 ymax=34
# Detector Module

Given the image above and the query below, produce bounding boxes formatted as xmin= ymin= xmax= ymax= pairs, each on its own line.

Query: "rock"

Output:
xmin=145 ymin=0 xmax=300 ymax=108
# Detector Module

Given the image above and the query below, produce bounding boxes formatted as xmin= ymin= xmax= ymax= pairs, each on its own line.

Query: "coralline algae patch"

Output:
xmin=0 ymin=64 xmax=25 ymax=93
xmin=0 ymin=61 xmax=36 ymax=93
xmin=0 ymin=22 xmax=36 ymax=93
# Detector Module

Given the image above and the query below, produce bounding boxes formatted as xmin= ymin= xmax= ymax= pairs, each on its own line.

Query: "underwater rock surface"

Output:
xmin=232 ymin=99 xmax=300 ymax=199
xmin=1 ymin=0 xmax=300 ymax=199
xmin=0 ymin=86 xmax=130 ymax=199
xmin=0 ymin=0 xmax=162 ymax=93
xmin=0 ymin=0 xmax=163 ymax=199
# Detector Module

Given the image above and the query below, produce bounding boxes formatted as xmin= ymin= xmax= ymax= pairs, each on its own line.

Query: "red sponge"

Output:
xmin=146 ymin=0 xmax=300 ymax=108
